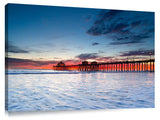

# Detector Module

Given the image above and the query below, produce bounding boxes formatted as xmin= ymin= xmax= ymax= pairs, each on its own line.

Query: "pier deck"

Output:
xmin=53 ymin=59 xmax=155 ymax=72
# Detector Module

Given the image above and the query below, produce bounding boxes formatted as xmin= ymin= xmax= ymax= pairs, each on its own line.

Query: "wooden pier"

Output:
xmin=53 ymin=59 xmax=155 ymax=72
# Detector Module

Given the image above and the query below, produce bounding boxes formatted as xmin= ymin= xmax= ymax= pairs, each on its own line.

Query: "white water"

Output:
xmin=6 ymin=69 xmax=154 ymax=112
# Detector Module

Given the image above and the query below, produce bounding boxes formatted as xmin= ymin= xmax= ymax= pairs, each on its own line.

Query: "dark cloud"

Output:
xmin=76 ymin=53 xmax=99 ymax=60
xmin=96 ymin=56 xmax=114 ymax=61
xmin=100 ymin=57 xmax=114 ymax=59
xmin=99 ymin=10 xmax=121 ymax=20
xmin=6 ymin=43 xmax=29 ymax=53
xmin=109 ymin=36 xmax=149 ymax=45
xmin=5 ymin=57 xmax=81 ymax=69
xmin=6 ymin=57 xmax=57 ymax=67
xmin=76 ymin=53 xmax=114 ymax=61
xmin=120 ymin=49 xmax=154 ymax=57
xmin=87 ymin=10 xmax=154 ymax=45
xmin=92 ymin=42 xmax=100 ymax=46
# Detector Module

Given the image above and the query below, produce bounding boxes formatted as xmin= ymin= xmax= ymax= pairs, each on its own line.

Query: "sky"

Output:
xmin=5 ymin=4 xmax=155 ymax=69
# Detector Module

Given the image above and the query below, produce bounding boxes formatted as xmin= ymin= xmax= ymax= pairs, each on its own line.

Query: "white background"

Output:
xmin=0 ymin=0 xmax=160 ymax=120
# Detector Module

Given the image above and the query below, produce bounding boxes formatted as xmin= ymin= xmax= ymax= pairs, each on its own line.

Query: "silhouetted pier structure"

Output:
xmin=53 ymin=59 xmax=155 ymax=72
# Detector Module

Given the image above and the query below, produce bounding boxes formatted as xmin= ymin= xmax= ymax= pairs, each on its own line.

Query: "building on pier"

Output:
xmin=90 ymin=61 xmax=99 ymax=71
xmin=53 ymin=61 xmax=66 ymax=70
xmin=57 ymin=61 xmax=65 ymax=67
xmin=82 ymin=61 xmax=88 ymax=65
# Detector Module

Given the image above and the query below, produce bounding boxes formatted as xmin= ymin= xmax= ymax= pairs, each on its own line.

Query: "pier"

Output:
xmin=53 ymin=59 xmax=155 ymax=72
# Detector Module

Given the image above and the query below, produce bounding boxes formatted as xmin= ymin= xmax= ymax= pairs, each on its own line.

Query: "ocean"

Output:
xmin=6 ymin=69 xmax=154 ymax=112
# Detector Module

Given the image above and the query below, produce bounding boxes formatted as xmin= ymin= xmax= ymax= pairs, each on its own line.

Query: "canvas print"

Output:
xmin=5 ymin=4 xmax=155 ymax=112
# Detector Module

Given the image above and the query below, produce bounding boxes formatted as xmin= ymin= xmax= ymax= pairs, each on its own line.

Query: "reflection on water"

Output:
xmin=6 ymin=70 xmax=154 ymax=111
